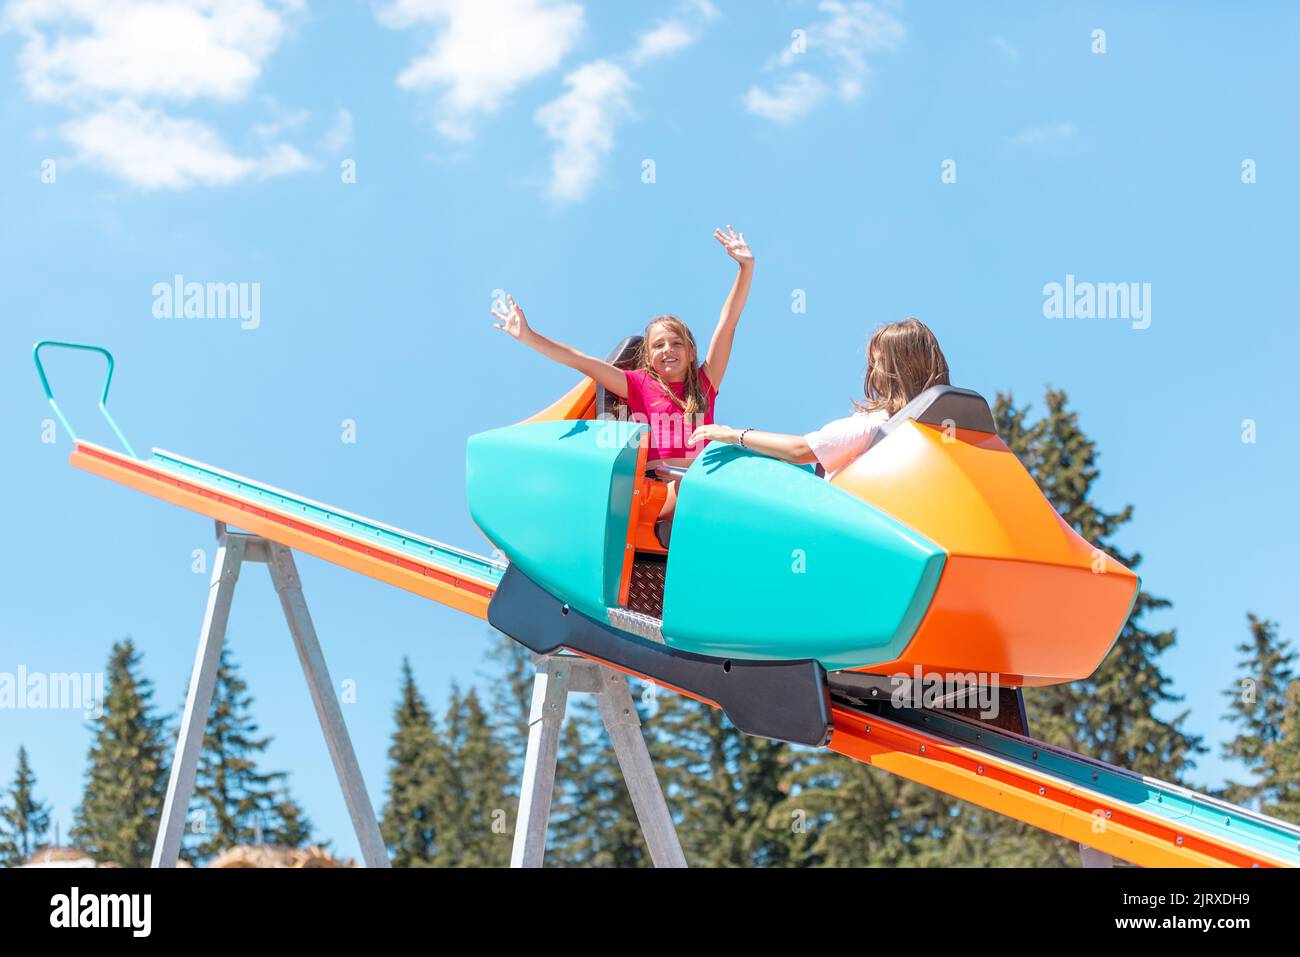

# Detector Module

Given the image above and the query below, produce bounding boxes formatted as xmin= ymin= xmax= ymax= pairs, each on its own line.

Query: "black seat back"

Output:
xmin=877 ymin=384 xmax=997 ymax=439
xmin=596 ymin=336 xmax=644 ymax=421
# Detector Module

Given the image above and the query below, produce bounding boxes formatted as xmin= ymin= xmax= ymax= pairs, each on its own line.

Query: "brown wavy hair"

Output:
xmin=638 ymin=315 xmax=711 ymax=418
xmin=854 ymin=317 xmax=951 ymax=415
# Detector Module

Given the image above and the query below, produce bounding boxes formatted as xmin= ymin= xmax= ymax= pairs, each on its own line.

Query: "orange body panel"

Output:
xmin=631 ymin=481 xmax=669 ymax=554
xmin=520 ymin=377 xmax=595 ymax=424
xmin=617 ymin=440 xmax=651 ymax=606
xmin=870 ymin=555 xmax=1140 ymax=684
xmin=833 ymin=422 xmax=1139 ymax=684
xmin=70 ymin=443 xmax=495 ymax=620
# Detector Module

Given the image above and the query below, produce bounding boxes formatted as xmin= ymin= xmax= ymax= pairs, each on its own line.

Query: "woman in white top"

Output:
xmin=689 ymin=317 xmax=951 ymax=479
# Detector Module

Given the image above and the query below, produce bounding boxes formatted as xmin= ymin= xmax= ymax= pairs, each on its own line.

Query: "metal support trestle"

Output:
xmin=511 ymin=654 xmax=686 ymax=868
xmin=152 ymin=521 xmax=389 ymax=868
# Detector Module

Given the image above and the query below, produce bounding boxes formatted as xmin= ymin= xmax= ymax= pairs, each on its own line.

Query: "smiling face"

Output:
xmin=645 ymin=318 xmax=695 ymax=382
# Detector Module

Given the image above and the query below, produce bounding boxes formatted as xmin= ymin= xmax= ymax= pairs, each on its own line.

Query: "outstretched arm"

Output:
xmin=702 ymin=225 xmax=754 ymax=390
xmin=492 ymin=295 xmax=628 ymax=399
xmin=688 ymin=424 xmax=816 ymax=464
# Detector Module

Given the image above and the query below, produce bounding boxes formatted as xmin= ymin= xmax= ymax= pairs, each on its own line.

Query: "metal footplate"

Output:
xmin=488 ymin=565 xmax=833 ymax=747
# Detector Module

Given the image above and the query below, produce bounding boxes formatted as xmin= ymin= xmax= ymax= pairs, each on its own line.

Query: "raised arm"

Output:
xmin=702 ymin=225 xmax=754 ymax=390
xmin=687 ymin=424 xmax=816 ymax=465
xmin=492 ymin=295 xmax=628 ymax=398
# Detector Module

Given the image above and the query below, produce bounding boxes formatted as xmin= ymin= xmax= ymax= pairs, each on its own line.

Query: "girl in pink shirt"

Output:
xmin=493 ymin=225 xmax=755 ymax=541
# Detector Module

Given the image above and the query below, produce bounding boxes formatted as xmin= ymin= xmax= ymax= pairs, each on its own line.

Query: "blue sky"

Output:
xmin=1 ymin=1 xmax=1297 ymax=863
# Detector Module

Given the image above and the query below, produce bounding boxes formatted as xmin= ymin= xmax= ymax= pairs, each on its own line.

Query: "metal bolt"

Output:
xmin=1106 ymin=811 xmax=1112 ymax=819
xmin=1038 ymin=787 xmax=1046 ymax=796
xmin=919 ymin=744 xmax=926 ymax=754
xmin=1176 ymin=835 xmax=1184 ymax=846
xmin=977 ymin=765 xmax=984 ymax=775
xmin=1032 ymin=751 xmax=1038 ymax=761
xmin=561 ymin=604 xmax=570 ymax=616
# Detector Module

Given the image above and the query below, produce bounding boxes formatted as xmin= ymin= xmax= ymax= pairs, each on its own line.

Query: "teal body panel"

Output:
xmin=662 ymin=444 xmax=945 ymax=670
xmin=466 ymin=419 xmax=646 ymax=621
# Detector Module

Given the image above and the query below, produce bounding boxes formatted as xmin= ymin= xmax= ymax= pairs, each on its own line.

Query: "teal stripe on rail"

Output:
xmin=891 ymin=708 xmax=1300 ymax=865
xmin=150 ymin=451 xmax=505 ymax=588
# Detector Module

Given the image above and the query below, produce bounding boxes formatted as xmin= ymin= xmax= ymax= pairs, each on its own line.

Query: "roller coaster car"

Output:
xmin=468 ymin=339 xmax=1140 ymax=747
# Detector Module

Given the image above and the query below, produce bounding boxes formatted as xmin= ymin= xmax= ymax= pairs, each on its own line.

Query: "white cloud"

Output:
xmin=630 ymin=21 xmax=694 ymax=66
xmin=1011 ymin=122 xmax=1077 ymax=146
xmin=321 ymin=107 xmax=353 ymax=152
xmin=534 ymin=59 xmax=631 ymax=202
xmin=4 ymin=0 xmax=311 ymax=188
xmin=992 ymin=36 xmax=1018 ymax=62
xmin=629 ymin=1 xmax=717 ymax=66
xmin=253 ymin=108 xmax=309 ymax=139
xmin=6 ymin=0 xmax=300 ymax=102
xmin=61 ymin=99 xmax=311 ymax=189
xmin=531 ymin=0 xmax=714 ymax=203
xmin=376 ymin=0 xmax=584 ymax=141
xmin=749 ymin=0 xmax=903 ymax=122
xmin=743 ymin=72 xmax=827 ymax=124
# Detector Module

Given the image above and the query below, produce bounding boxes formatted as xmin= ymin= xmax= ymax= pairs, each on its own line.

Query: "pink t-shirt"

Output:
xmin=623 ymin=368 xmax=718 ymax=462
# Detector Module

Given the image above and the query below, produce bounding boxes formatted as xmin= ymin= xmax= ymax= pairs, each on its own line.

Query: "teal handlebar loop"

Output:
xmin=33 ymin=341 xmax=138 ymax=458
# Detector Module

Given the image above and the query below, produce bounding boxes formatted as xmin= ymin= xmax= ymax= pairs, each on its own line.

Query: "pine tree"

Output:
xmin=71 ymin=638 xmax=170 ymax=866
xmin=268 ymin=792 xmax=314 ymax=848
xmin=1263 ymin=679 xmax=1300 ymax=824
xmin=549 ymin=694 xmax=651 ymax=867
xmin=435 ymin=684 xmax=513 ymax=866
xmin=380 ymin=658 xmax=446 ymax=867
xmin=0 ymin=747 xmax=52 ymax=866
xmin=650 ymin=690 xmax=807 ymax=867
xmin=480 ymin=629 xmax=536 ymax=765
xmin=184 ymin=646 xmax=308 ymax=863
xmin=1221 ymin=614 xmax=1296 ymax=808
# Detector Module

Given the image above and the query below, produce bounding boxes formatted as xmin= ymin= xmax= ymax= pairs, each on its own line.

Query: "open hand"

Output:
xmin=491 ymin=294 xmax=530 ymax=341
xmin=713 ymin=225 xmax=753 ymax=266
xmin=689 ymin=424 xmax=739 ymax=446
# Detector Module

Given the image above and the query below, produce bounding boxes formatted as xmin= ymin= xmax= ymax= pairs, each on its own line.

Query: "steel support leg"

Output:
xmin=595 ymin=668 xmax=687 ymax=868
xmin=152 ymin=535 xmax=245 ymax=867
xmin=511 ymin=656 xmax=573 ymax=867
xmin=1079 ymin=844 xmax=1116 ymax=868
xmin=266 ymin=543 xmax=389 ymax=868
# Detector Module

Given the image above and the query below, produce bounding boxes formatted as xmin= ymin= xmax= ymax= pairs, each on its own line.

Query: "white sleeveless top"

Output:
xmin=804 ymin=408 xmax=891 ymax=480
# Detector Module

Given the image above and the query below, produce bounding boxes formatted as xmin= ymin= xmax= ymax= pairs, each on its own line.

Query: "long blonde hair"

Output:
xmin=854 ymin=317 xmax=951 ymax=415
xmin=638 ymin=315 xmax=711 ymax=418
